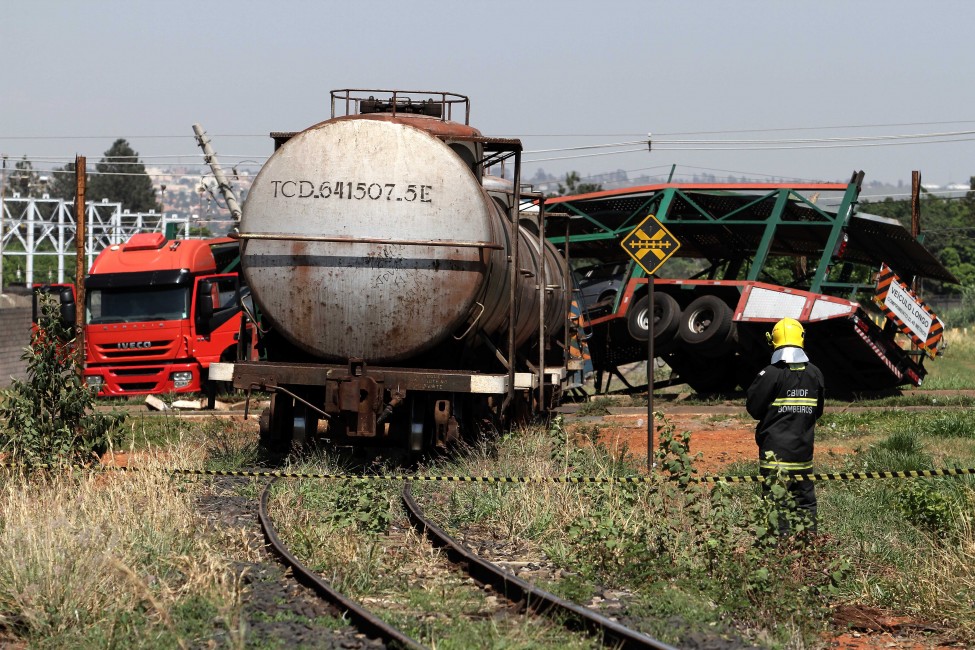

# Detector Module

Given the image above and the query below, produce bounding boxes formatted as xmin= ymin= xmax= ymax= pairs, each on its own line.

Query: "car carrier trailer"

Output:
xmin=546 ymin=172 xmax=957 ymax=395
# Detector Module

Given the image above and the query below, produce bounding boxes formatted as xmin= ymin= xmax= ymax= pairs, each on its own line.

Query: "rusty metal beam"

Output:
xmin=231 ymin=361 xmax=509 ymax=394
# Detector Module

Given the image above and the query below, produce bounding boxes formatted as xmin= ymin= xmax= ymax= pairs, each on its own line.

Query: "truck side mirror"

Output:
xmin=197 ymin=280 xmax=215 ymax=328
xmin=58 ymin=287 xmax=76 ymax=327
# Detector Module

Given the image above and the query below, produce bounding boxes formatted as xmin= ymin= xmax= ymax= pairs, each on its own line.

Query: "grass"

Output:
xmin=919 ymin=327 xmax=975 ymax=390
xmin=263 ymin=453 xmax=600 ymax=649
xmin=413 ymin=416 xmax=975 ymax=648
xmin=0 ymin=446 xmax=253 ymax=649
xmin=4 ymin=361 xmax=975 ymax=648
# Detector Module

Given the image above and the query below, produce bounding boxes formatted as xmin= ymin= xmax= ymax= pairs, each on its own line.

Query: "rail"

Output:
xmin=259 ymin=479 xmax=425 ymax=650
xmin=402 ymin=483 xmax=679 ymax=650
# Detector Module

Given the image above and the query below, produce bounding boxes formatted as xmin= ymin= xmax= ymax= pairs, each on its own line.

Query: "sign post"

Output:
xmin=620 ymin=214 xmax=680 ymax=472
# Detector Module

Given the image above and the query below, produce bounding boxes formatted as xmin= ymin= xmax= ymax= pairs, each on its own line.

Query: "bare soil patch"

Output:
xmin=568 ymin=408 xmax=856 ymax=474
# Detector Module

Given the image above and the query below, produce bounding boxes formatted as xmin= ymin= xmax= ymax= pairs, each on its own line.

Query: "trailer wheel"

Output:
xmin=653 ymin=293 xmax=680 ymax=352
xmin=626 ymin=293 xmax=680 ymax=346
xmin=678 ymin=295 xmax=735 ymax=352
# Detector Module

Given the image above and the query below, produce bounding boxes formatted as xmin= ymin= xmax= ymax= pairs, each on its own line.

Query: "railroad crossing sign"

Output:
xmin=620 ymin=214 xmax=681 ymax=275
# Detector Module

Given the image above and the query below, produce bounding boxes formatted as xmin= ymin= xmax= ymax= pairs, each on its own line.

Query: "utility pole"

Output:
xmin=911 ymin=171 xmax=921 ymax=239
xmin=192 ymin=124 xmax=243 ymax=229
xmin=75 ymin=155 xmax=86 ymax=375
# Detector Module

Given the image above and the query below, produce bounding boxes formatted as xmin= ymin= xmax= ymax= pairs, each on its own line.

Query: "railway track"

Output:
xmin=255 ymin=476 xmax=682 ymax=649
xmin=197 ymin=476 xmax=389 ymax=649
xmin=258 ymin=478 xmax=424 ymax=649
xmin=401 ymin=483 xmax=679 ymax=650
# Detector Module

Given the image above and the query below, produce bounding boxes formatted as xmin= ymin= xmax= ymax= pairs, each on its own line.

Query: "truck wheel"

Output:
xmin=204 ymin=380 xmax=218 ymax=411
xmin=626 ymin=293 xmax=680 ymax=347
xmin=626 ymin=295 xmax=651 ymax=341
xmin=653 ymin=293 xmax=680 ymax=352
xmin=678 ymin=295 xmax=735 ymax=353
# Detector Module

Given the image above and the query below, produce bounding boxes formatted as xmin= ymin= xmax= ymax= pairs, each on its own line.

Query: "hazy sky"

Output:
xmin=3 ymin=0 xmax=974 ymax=194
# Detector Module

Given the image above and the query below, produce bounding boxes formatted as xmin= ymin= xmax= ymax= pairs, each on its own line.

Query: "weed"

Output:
xmin=895 ymin=479 xmax=964 ymax=535
xmin=853 ymin=431 xmax=934 ymax=473
xmin=204 ymin=416 xmax=261 ymax=470
xmin=575 ymin=397 xmax=612 ymax=417
xmin=522 ymin=415 xmax=853 ymax=645
xmin=0 ymin=294 xmax=125 ymax=467
xmin=914 ymin=410 xmax=975 ymax=439
xmin=0 ymin=461 xmax=245 ymax=647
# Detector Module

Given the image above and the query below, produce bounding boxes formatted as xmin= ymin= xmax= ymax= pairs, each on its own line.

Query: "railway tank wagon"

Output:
xmin=226 ymin=90 xmax=571 ymax=452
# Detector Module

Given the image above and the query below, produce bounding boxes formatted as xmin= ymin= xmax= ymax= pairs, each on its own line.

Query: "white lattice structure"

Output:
xmin=0 ymin=194 xmax=190 ymax=287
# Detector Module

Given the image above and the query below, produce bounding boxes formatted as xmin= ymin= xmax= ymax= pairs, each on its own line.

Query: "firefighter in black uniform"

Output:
xmin=746 ymin=318 xmax=825 ymax=534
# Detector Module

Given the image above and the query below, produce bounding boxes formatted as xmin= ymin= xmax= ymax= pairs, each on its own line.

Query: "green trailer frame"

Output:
xmin=545 ymin=172 xmax=957 ymax=394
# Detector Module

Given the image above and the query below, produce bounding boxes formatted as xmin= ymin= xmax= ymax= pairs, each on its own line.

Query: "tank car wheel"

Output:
xmin=678 ymin=295 xmax=735 ymax=355
xmin=407 ymin=395 xmax=429 ymax=453
xmin=291 ymin=404 xmax=319 ymax=449
xmin=258 ymin=393 xmax=295 ymax=454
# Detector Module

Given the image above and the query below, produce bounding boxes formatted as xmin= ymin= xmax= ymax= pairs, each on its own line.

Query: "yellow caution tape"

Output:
xmin=1 ymin=463 xmax=973 ymax=484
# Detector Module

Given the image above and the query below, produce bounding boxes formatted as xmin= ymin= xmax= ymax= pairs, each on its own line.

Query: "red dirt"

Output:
xmin=572 ymin=411 xmax=856 ymax=474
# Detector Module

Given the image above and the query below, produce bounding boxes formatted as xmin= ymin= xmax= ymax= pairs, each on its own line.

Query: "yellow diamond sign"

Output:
xmin=620 ymin=214 xmax=681 ymax=275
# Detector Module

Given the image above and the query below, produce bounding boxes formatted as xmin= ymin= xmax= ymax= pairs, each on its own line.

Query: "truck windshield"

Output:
xmin=87 ymin=286 xmax=190 ymax=324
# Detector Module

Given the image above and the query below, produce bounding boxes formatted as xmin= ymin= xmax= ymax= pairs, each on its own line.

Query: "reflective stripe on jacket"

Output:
xmin=746 ymin=360 xmax=825 ymax=465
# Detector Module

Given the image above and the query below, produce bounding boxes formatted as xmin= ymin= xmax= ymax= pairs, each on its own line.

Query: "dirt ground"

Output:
xmin=568 ymin=407 xmax=857 ymax=475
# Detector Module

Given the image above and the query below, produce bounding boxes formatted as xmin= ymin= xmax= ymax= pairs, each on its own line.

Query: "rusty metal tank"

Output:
xmin=240 ymin=110 xmax=566 ymax=364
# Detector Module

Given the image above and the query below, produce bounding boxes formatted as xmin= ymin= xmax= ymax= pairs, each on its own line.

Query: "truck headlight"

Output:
xmin=86 ymin=375 xmax=104 ymax=392
xmin=170 ymin=371 xmax=193 ymax=388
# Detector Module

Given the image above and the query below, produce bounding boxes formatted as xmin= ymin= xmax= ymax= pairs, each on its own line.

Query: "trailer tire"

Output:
xmin=627 ymin=293 xmax=680 ymax=346
xmin=626 ymin=296 xmax=650 ymax=341
xmin=678 ymin=295 xmax=735 ymax=353
xmin=653 ymin=293 xmax=681 ymax=351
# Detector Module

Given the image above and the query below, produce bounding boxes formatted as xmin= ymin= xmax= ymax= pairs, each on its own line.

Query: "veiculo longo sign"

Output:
xmin=874 ymin=263 xmax=943 ymax=358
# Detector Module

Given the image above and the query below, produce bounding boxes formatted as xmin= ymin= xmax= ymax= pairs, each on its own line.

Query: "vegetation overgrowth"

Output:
xmin=0 ymin=449 xmax=252 ymax=648
xmin=256 ymin=405 xmax=975 ymax=648
xmin=0 ymin=294 xmax=125 ymax=466
xmin=1 ymin=321 xmax=974 ymax=646
xmin=1 ymin=401 xmax=972 ymax=647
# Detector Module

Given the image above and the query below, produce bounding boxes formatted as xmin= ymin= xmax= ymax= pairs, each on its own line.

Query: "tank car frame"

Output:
xmin=211 ymin=89 xmax=585 ymax=452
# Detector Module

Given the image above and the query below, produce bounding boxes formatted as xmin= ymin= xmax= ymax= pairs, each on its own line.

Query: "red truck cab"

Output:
xmin=83 ymin=233 xmax=249 ymax=400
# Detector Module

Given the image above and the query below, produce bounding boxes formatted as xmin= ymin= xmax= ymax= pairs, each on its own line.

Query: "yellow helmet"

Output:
xmin=767 ymin=318 xmax=805 ymax=349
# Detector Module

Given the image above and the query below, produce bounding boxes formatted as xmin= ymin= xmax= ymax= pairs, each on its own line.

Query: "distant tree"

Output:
xmin=551 ymin=170 xmax=603 ymax=197
xmin=86 ymin=139 xmax=160 ymax=212
xmin=2 ymin=156 xmax=41 ymax=197
xmin=530 ymin=167 xmax=555 ymax=184
xmin=46 ymin=160 xmax=80 ymax=202
xmin=862 ymin=181 xmax=975 ymax=293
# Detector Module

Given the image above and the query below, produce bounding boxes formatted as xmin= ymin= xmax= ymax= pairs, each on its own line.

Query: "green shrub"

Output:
xmin=0 ymin=294 xmax=125 ymax=467
xmin=915 ymin=411 xmax=975 ymax=439
xmin=896 ymin=480 xmax=958 ymax=535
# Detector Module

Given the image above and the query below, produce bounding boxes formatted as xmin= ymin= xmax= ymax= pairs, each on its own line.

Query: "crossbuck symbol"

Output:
xmin=627 ymin=228 xmax=673 ymax=263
